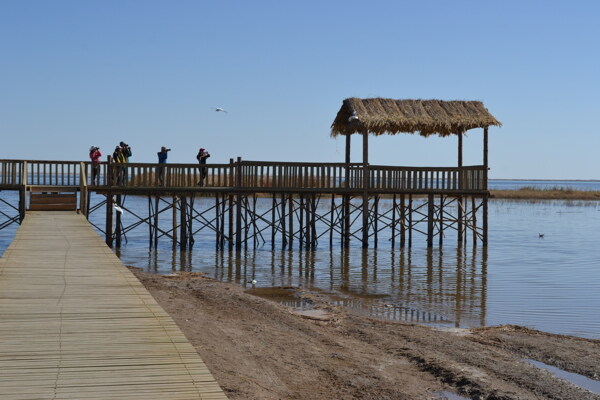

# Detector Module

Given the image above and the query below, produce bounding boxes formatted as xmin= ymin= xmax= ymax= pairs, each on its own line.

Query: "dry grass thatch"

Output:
xmin=331 ymin=98 xmax=501 ymax=137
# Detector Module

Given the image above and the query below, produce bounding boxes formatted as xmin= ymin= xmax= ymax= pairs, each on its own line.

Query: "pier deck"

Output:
xmin=0 ymin=212 xmax=227 ymax=399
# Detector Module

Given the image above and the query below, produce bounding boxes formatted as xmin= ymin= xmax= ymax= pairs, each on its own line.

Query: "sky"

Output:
xmin=1 ymin=0 xmax=599 ymax=179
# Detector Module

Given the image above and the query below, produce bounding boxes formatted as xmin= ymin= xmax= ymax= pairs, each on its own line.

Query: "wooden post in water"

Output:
xmin=391 ymin=194 xmax=396 ymax=248
xmin=439 ymin=196 xmax=444 ymax=247
xmin=271 ymin=194 xmax=276 ymax=248
xmin=148 ymin=196 xmax=153 ymax=248
xmin=305 ymin=195 xmax=311 ymax=248
xmin=361 ymin=129 xmax=369 ymax=248
xmin=408 ymin=195 xmax=413 ymax=248
xmin=288 ymin=194 xmax=294 ymax=248
xmin=472 ymin=196 xmax=477 ymax=247
xmin=427 ymin=194 xmax=434 ymax=247
xmin=180 ymin=195 xmax=187 ymax=250
xmin=154 ymin=196 xmax=159 ymax=248
xmin=373 ymin=195 xmax=379 ymax=248
xmin=235 ymin=157 xmax=242 ymax=251
xmin=299 ymin=195 xmax=304 ymax=249
xmin=172 ymin=196 xmax=178 ymax=250
xmin=330 ymin=194 xmax=335 ymax=247
xmin=115 ymin=194 xmax=122 ymax=248
xmin=311 ymin=194 xmax=317 ymax=248
xmin=400 ymin=194 xmax=406 ymax=247
xmin=281 ymin=193 xmax=287 ymax=249
xmin=105 ymin=194 xmax=113 ymax=247
xmin=215 ymin=196 xmax=220 ymax=249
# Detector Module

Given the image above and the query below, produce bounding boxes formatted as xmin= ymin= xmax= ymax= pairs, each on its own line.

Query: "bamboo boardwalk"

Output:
xmin=0 ymin=211 xmax=227 ymax=400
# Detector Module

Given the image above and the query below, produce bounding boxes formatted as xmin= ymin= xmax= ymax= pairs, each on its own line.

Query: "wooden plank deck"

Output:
xmin=0 ymin=212 xmax=227 ymax=399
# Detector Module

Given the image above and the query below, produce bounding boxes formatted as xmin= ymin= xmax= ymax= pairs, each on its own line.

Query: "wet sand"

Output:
xmin=131 ymin=268 xmax=600 ymax=400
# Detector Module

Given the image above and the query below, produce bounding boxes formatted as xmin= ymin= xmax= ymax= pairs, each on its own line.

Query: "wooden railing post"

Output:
xmin=18 ymin=161 xmax=27 ymax=222
xmin=106 ymin=156 xmax=113 ymax=186
xmin=79 ymin=162 xmax=88 ymax=217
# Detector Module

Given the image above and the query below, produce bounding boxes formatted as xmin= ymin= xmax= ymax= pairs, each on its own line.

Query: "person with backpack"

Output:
xmin=196 ymin=148 xmax=210 ymax=186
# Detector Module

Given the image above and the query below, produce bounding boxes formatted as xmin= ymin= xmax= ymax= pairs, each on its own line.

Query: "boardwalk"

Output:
xmin=0 ymin=212 xmax=227 ymax=399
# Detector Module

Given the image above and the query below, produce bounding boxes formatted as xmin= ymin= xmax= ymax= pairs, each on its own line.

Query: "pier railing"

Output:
xmin=0 ymin=159 xmax=488 ymax=192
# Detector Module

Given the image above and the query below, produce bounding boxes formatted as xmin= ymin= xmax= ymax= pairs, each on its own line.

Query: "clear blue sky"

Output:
xmin=1 ymin=0 xmax=598 ymax=179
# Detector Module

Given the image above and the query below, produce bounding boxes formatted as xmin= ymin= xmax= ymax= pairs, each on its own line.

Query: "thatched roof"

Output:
xmin=331 ymin=98 xmax=501 ymax=137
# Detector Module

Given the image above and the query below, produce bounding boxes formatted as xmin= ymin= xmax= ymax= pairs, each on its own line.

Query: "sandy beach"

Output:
xmin=131 ymin=268 xmax=600 ymax=400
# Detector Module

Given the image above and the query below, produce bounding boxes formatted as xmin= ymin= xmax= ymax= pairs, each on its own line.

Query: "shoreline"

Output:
xmin=131 ymin=268 xmax=600 ymax=400
xmin=490 ymin=188 xmax=600 ymax=200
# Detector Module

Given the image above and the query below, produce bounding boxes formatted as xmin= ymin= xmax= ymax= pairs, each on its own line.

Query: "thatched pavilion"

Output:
xmin=331 ymin=97 xmax=501 ymax=247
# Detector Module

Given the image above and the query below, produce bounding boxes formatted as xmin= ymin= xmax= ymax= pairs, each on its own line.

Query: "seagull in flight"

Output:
xmin=212 ymin=107 xmax=228 ymax=113
xmin=348 ymin=111 xmax=359 ymax=122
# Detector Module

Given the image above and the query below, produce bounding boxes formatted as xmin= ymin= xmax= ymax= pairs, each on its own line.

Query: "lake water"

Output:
xmin=1 ymin=180 xmax=600 ymax=339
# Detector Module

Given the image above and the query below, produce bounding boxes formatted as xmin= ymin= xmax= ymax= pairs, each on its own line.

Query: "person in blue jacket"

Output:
xmin=157 ymin=146 xmax=170 ymax=185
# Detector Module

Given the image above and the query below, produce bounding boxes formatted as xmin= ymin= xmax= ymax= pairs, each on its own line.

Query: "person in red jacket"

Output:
xmin=89 ymin=146 xmax=102 ymax=185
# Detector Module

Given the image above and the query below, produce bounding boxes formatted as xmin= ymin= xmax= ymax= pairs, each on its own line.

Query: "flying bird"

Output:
xmin=212 ymin=107 xmax=228 ymax=113
xmin=348 ymin=111 xmax=359 ymax=122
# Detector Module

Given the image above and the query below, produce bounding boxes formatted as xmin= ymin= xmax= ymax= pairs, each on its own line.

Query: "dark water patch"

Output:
xmin=245 ymin=286 xmax=313 ymax=310
xmin=525 ymin=359 xmax=600 ymax=395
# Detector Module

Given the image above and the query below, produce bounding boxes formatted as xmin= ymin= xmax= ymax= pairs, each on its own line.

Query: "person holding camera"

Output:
xmin=112 ymin=146 xmax=126 ymax=185
xmin=119 ymin=141 xmax=132 ymax=182
xmin=196 ymin=147 xmax=210 ymax=186
xmin=157 ymin=146 xmax=170 ymax=185
xmin=89 ymin=146 xmax=102 ymax=185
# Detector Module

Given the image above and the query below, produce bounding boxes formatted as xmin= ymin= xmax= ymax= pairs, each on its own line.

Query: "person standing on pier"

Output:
xmin=112 ymin=146 xmax=126 ymax=185
xmin=157 ymin=146 xmax=170 ymax=185
xmin=119 ymin=141 xmax=132 ymax=183
xmin=89 ymin=146 xmax=102 ymax=185
xmin=196 ymin=147 xmax=210 ymax=186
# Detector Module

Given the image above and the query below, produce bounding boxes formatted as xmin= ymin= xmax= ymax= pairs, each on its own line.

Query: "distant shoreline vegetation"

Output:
xmin=491 ymin=187 xmax=600 ymax=200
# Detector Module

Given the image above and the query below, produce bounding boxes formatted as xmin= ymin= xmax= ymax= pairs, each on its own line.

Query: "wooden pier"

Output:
xmin=0 ymin=98 xmax=500 ymax=250
xmin=0 ymin=211 xmax=227 ymax=399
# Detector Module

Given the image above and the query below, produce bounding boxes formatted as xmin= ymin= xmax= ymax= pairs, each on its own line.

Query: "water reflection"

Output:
xmin=134 ymin=246 xmax=488 ymax=329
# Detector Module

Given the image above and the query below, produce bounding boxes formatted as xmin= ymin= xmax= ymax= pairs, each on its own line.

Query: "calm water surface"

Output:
xmin=1 ymin=183 xmax=600 ymax=339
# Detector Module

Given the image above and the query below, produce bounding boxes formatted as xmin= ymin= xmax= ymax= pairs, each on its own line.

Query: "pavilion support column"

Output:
xmin=343 ymin=134 xmax=351 ymax=248
xmin=361 ymin=129 xmax=369 ymax=248
xmin=457 ymin=132 xmax=464 ymax=244
xmin=483 ymin=126 xmax=489 ymax=245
